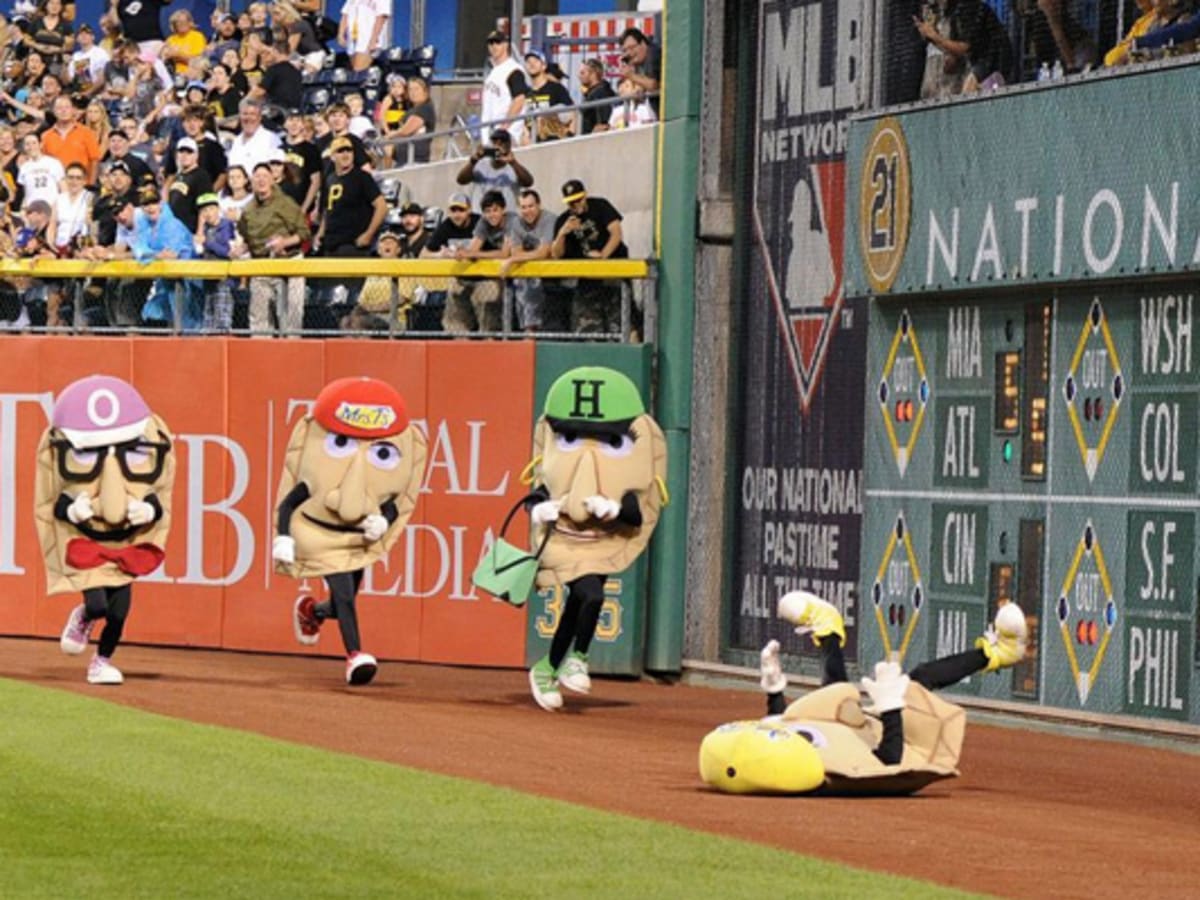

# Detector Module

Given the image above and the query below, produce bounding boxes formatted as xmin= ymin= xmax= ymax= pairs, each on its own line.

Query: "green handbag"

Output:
xmin=471 ymin=494 xmax=551 ymax=607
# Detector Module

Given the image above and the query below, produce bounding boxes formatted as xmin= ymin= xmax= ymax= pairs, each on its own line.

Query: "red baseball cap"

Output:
xmin=312 ymin=377 xmax=409 ymax=438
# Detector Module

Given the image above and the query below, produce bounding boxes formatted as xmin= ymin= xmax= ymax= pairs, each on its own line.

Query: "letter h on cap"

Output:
xmin=570 ymin=379 xmax=605 ymax=419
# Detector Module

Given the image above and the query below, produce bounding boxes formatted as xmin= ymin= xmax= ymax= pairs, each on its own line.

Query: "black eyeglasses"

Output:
xmin=51 ymin=436 xmax=172 ymax=484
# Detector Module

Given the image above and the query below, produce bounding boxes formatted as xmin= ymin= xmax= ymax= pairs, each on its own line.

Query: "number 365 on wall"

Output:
xmin=534 ymin=580 xmax=624 ymax=643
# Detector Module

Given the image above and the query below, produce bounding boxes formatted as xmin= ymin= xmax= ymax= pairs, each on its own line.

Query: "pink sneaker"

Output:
xmin=346 ymin=651 xmax=378 ymax=686
xmin=60 ymin=604 xmax=94 ymax=656
xmin=293 ymin=596 xmax=321 ymax=646
xmin=87 ymin=655 xmax=123 ymax=685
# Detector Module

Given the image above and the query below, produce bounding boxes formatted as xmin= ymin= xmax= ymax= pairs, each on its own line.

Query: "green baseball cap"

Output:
xmin=543 ymin=367 xmax=644 ymax=429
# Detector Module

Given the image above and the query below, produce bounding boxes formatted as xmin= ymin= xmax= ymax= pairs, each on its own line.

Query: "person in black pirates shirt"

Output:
xmin=254 ymin=41 xmax=303 ymax=111
xmin=315 ymin=135 xmax=386 ymax=256
xmin=551 ymin=179 xmax=629 ymax=335
xmin=116 ymin=0 xmax=172 ymax=54
xmin=421 ymin=193 xmax=479 ymax=259
xmin=166 ymin=137 xmax=213 ymax=232
xmin=578 ymin=58 xmax=616 ymax=135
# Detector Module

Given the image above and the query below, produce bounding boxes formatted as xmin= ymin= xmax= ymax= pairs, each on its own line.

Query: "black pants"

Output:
xmin=82 ymin=584 xmax=132 ymax=659
xmin=315 ymin=569 xmax=365 ymax=655
xmin=548 ymin=574 xmax=605 ymax=669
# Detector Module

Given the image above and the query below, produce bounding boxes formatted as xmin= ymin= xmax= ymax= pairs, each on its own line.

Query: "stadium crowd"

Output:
xmin=0 ymin=2 xmax=657 ymax=337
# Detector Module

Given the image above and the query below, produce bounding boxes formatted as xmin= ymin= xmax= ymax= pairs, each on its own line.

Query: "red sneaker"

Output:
xmin=293 ymin=596 xmax=321 ymax=646
xmin=346 ymin=651 xmax=378 ymax=686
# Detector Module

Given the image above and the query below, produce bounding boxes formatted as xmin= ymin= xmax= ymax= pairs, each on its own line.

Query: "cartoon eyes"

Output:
xmin=553 ymin=432 xmax=636 ymax=456
xmin=69 ymin=448 xmax=102 ymax=468
xmin=324 ymin=433 xmax=359 ymax=458
xmin=323 ymin=433 xmax=402 ymax=469
xmin=782 ymin=724 xmax=828 ymax=748
xmin=367 ymin=441 xmax=401 ymax=470
xmin=554 ymin=432 xmax=583 ymax=452
xmin=599 ymin=433 xmax=635 ymax=458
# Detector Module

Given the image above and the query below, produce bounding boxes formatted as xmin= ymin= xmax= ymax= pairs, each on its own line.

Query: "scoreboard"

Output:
xmin=845 ymin=68 xmax=1200 ymax=725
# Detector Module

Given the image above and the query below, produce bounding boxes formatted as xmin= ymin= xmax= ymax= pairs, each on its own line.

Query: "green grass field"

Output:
xmin=0 ymin=678 xmax=980 ymax=898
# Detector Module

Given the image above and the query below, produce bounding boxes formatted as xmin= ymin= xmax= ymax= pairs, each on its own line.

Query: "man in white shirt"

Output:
xmin=69 ymin=24 xmax=111 ymax=94
xmin=481 ymin=30 xmax=528 ymax=146
xmin=227 ymin=97 xmax=282 ymax=174
xmin=18 ymin=134 xmax=66 ymax=209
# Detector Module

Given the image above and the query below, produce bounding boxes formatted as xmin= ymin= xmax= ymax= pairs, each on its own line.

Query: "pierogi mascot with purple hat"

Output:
xmin=35 ymin=375 xmax=175 ymax=685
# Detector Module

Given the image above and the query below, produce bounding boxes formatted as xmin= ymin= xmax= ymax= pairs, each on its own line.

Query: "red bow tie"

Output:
xmin=65 ymin=539 xmax=165 ymax=576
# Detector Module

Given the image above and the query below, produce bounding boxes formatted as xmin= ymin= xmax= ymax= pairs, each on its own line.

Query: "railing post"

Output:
xmin=173 ymin=281 xmax=184 ymax=334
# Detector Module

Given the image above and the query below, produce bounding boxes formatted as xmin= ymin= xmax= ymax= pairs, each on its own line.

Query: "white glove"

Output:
xmin=126 ymin=498 xmax=155 ymax=526
xmin=759 ymin=639 xmax=787 ymax=694
xmin=66 ymin=493 xmax=94 ymax=524
xmin=361 ymin=513 xmax=388 ymax=542
xmin=272 ymin=535 xmax=296 ymax=564
xmin=583 ymin=495 xmax=620 ymax=521
xmin=861 ymin=660 xmax=910 ymax=714
xmin=530 ymin=499 xmax=562 ymax=526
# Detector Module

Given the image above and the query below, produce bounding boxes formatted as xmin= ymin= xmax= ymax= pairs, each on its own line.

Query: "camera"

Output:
xmin=483 ymin=146 xmax=499 ymax=158
xmin=620 ymin=53 xmax=632 ymax=65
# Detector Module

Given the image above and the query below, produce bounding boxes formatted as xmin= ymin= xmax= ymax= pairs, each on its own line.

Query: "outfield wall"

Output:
xmin=0 ymin=337 xmax=654 ymax=673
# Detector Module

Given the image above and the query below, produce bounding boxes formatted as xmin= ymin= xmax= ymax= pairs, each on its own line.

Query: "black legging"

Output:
xmin=548 ymin=573 xmax=605 ymax=670
xmin=81 ymin=584 xmax=132 ymax=659
xmin=314 ymin=569 xmax=365 ymax=655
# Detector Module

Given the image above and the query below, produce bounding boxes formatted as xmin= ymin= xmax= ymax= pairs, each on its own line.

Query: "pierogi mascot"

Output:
xmin=699 ymin=592 xmax=1029 ymax=795
xmin=36 ymin=375 xmax=175 ymax=685
xmin=274 ymin=377 xmax=427 ymax=686
xmin=524 ymin=366 xmax=668 ymax=711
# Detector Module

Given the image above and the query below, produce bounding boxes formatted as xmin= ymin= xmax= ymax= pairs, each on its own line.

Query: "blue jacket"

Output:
xmin=129 ymin=204 xmax=194 ymax=263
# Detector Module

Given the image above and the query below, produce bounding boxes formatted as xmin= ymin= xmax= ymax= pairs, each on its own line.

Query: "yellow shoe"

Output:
xmin=777 ymin=591 xmax=846 ymax=647
xmin=975 ymin=603 xmax=1028 ymax=672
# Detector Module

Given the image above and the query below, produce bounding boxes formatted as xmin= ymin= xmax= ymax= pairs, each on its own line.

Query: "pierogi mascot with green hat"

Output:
xmin=520 ymin=366 xmax=668 ymax=711
xmin=699 ymin=591 xmax=1029 ymax=795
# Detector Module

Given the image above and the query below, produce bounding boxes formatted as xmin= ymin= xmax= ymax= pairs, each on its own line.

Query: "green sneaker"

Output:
xmin=529 ymin=656 xmax=563 ymax=711
xmin=559 ymin=651 xmax=591 ymax=694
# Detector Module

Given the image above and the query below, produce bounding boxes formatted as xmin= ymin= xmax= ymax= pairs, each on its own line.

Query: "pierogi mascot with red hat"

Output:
xmin=273 ymin=376 xmax=427 ymax=686
xmin=36 ymin=375 xmax=176 ymax=685
xmin=699 ymin=591 xmax=1029 ymax=795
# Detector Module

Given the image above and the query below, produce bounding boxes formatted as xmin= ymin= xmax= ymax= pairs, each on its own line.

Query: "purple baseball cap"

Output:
xmin=52 ymin=375 xmax=151 ymax=449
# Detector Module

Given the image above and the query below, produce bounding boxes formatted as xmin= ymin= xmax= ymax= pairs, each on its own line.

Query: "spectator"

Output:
xmin=18 ymin=133 xmax=65 ymax=209
xmin=523 ymin=49 xmax=573 ymax=143
xmin=162 ymin=9 xmax=206 ymax=74
xmin=268 ymin=146 xmax=307 ymax=208
xmin=237 ymin=162 xmax=310 ymax=335
xmin=1106 ymin=0 xmax=1158 ymax=65
xmin=443 ymin=188 xmax=512 ymax=334
xmin=126 ymin=185 xmax=201 ymax=329
xmin=376 ymin=75 xmax=408 ymax=142
xmin=53 ymin=161 xmax=92 ymax=253
xmin=129 ymin=48 xmax=173 ymax=119
xmin=315 ymin=135 xmax=386 ymax=256
xmin=69 ymin=24 xmax=110 ymax=95
xmin=501 ymin=188 xmax=556 ymax=334
xmin=338 ymin=0 xmax=390 ymax=72
xmin=207 ymin=62 xmax=243 ymax=130
xmin=193 ymin=191 xmax=241 ymax=332
xmin=421 ymin=192 xmax=478 ymax=262
xmin=607 ymin=77 xmax=658 ymax=129
xmin=578 ymin=58 xmax=615 ymax=135
xmin=9 ymin=198 xmax=56 ymax=328
xmin=166 ymin=137 xmax=213 ymax=232
xmin=318 ymin=102 xmax=372 ymax=172
xmin=104 ymin=128 xmax=155 ymax=188
xmin=252 ymin=40 xmax=303 ymax=111
xmin=344 ymin=92 xmax=374 ymax=138
xmin=390 ymin=76 xmax=435 ymax=166
xmin=914 ymin=0 xmax=1013 ymax=95
xmin=89 ymin=158 xmax=135 ymax=247
xmin=207 ymin=13 xmax=242 ymax=65
xmin=166 ymin=104 xmax=228 ymax=191
xmin=340 ymin=228 xmax=405 ymax=332
xmin=218 ymin=163 xmax=253 ymax=220
xmin=83 ymin=99 xmax=112 ymax=148
xmin=273 ymin=1 xmax=324 ymax=73
xmin=25 ymin=0 xmax=73 ymax=67
xmin=1024 ymin=0 xmax=1098 ymax=73
xmin=618 ymin=27 xmax=661 ymax=111
xmin=551 ymin=179 xmax=628 ymax=335
xmin=82 ymin=187 xmax=145 ymax=328
xmin=42 ymin=95 xmax=102 ymax=182
xmin=482 ymin=30 xmax=528 ymax=145
xmin=1131 ymin=0 xmax=1200 ymax=58
xmin=99 ymin=38 xmax=138 ymax=103
xmin=455 ymin=127 xmax=533 ymax=213
xmin=114 ymin=0 xmax=172 ymax=60
xmin=282 ymin=110 xmax=321 ymax=217
xmin=227 ymin=96 xmax=282 ymax=174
